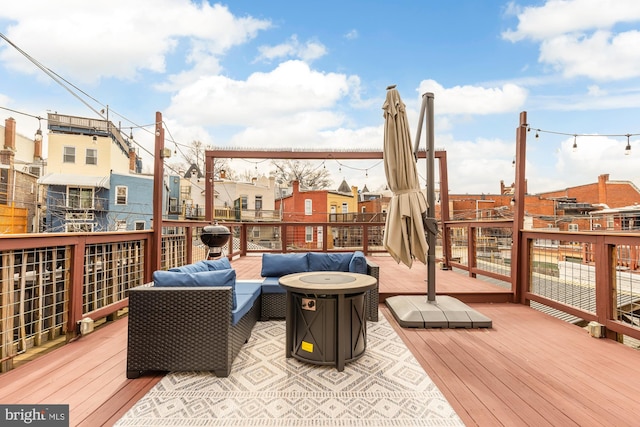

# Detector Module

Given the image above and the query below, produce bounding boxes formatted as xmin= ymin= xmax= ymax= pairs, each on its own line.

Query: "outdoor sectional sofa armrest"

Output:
xmin=125 ymin=284 xmax=259 ymax=378
xmin=365 ymin=258 xmax=380 ymax=322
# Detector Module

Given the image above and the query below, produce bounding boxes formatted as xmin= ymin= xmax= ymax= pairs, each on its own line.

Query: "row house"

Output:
xmin=37 ymin=113 xmax=159 ymax=232
xmin=277 ymin=179 xmax=359 ymax=250
xmin=0 ymin=117 xmax=44 ymax=233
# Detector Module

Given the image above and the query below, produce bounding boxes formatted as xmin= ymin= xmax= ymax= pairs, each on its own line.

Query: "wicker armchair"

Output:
xmin=126 ymin=285 xmax=260 ymax=378
xmin=261 ymin=258 xmax=380 ymax=322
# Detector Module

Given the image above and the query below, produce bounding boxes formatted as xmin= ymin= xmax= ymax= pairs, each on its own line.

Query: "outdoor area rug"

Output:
xmin=115 ymin=312 xmax=464 ymax=426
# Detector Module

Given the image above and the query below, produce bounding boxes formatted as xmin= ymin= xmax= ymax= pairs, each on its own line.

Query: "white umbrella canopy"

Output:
xmin=382 ymin=86 xmax=429 ymax=268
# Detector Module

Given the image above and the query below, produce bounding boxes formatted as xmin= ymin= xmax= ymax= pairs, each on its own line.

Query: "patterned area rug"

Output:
xmin=115 ymin=312 xmax=464 ymax=426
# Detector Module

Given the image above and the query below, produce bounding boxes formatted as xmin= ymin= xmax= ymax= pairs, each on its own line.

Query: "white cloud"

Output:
xmin=166 ymin=60 xmax=354 ymax=131
xmin=502 ymin=0 xmax=640 ymax=42
xmin=553 ymin=134 xmax=638 ymax=188
xmin=255 ymin=35 xmax=327 ymax=63
xmin=344 ymin=30 xmax=359 ymax=40
xmin=434 ymin=134 xmax=515 ymax=194
xmin=503 ymin=1 xmax=640 ymax=81
xmin=540 ymin=30 xmax=640 ymax=80
xmin=417 ymin=80 xmax=528 ymax=115
xmin=0 ymin=1 xmax=271 ymax=84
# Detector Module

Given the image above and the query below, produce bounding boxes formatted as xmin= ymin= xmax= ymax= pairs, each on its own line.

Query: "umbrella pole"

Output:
xmin=414 ymin=93 xmax=437 ymax=302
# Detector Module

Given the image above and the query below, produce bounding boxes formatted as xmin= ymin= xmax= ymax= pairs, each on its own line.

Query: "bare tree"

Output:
xmin=271 ymin=160 xmax=333 ymax=190
xmin=169 ymin=140 xmax=235 ymax=180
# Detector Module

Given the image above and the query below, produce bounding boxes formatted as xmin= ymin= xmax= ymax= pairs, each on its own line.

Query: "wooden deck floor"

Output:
xmin=1 ymin=256 xmax=639 ymax=426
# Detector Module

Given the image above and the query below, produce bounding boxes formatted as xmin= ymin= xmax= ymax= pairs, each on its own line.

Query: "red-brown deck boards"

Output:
xmin=0 ymin=256 xmax=638 ymax=427
xmin=382 ymin=303 xmax=640 ymax=427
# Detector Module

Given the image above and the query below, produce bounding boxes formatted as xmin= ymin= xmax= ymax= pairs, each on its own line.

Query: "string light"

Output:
xmin=625 ymin=134 xmax=631 ymax=155
xmin=529 ymin=126 xmax=640 ymax=156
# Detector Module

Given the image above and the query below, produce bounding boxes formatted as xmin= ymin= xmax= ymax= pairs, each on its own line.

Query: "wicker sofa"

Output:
xmin=260 ymin=251 xmax=380 ymax=322
xmin=126 ymin=258 xmax=261 ymax=378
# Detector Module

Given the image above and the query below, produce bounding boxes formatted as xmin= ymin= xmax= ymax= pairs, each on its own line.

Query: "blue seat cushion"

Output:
xmin=201 ymin=258 xmax=232 ymax=270
xmin=152 ymin=269 xmax=237 ymax=309
xmin=235 ymin=281 xmax=262 ymax=295
xmin=308 ymin=252 xmax=352 ymax=272
xmin=168 ymin=261 xmax=209 ymax=273
xmin=348 ymin=251 xmax=368 ymax=274
xmin=261 ymin=277 xmax=286 ymax=294
xmin=232 ymin=290 xmax=261 ymax=325
xmin=260 ymin=253 xmax=309 ymax=277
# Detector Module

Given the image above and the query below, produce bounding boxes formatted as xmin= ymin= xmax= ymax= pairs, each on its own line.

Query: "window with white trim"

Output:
xmin=86 ymin=148 xmax=97 ymax=165
xmin=568 ymin=223 xmax=578 ymax=231
xmin=68 ymin=187 xmax=93 ymax=209
xmin=63 ymin=146 xmax=76 ymax=163
xmin=115 ymin=186 xmax=128 ymax=205
xmin=342 ymin=202 xmax=348 ymax=213
xmin=134 ymin=221 xmax=145 ymax=230
xmin=305 ymin=226 xmax=313 ymax=242
xmin=305 ymin=199 xmax=312 ymax=215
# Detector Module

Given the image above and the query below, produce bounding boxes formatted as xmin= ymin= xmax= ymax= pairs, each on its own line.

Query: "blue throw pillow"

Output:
xmin=201 ymin=257 xmax=232 ymax=270
xmin=261 ymin=253 xmax=309 ymax=277
xmin=168 ymin=261 xmax=209 ymax=273
xmin=153 ymin=269 xmax=237 ymax=309
xmin=308 ymin=252 xmax=352 ymax=272
xmin=348 ymin=251 xmax=367 ymax=274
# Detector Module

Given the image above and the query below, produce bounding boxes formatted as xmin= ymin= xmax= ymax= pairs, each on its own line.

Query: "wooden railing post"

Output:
xmin=513 ymin=111 xmax=528 ymax=304
xmin=595 ymin=236 xmax=618 ymax=340
xmin=67 ymin=238 xmax=85 ymax=340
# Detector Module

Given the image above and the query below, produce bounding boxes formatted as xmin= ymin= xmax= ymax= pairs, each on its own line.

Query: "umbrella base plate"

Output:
xmin=385 ymin=295 xmax=492 ymax=329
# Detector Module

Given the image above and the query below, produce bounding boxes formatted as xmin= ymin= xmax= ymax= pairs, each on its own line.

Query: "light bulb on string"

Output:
xmin=535 ymin=130 xmax=539 ymax=139
xmin=572 ymin=135 xmax=577 ymax=152
xmin=625 ymin=134 xmax=631 ymax=155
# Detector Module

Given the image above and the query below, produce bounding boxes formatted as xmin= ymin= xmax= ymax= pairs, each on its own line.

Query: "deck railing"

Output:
xmin=1 ymin=219 xmax=639 ymax=372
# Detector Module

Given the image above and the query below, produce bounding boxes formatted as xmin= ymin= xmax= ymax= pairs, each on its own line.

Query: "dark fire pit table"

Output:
xmin=279 ymin=271 xmax=377 ymax=372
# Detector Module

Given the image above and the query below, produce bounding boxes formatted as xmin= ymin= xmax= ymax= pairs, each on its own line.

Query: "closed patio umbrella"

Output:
xmin=382 ymin=85 xmax=428 ymax=268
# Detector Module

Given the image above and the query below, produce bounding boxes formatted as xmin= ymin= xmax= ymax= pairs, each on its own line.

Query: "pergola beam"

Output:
xmin=203 ymin=148 xmax=448 ymax=224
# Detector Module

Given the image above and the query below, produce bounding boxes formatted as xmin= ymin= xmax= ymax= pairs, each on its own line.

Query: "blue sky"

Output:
xmin=1 ymin=0 xmax=640 ymax=196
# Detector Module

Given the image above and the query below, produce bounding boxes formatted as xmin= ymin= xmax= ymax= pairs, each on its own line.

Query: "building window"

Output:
xmin=115 ymin=220 xmax=127 ymax=231
xmin=305 ymin=226 xmax=313 ymax=242
xmin=63 ymin=146 xmax=76 ymax=163
xmin=169 ymin=197 xmax=178 ymax=213
xmin=115 ymin=186 xmax=128 ymax=205
xmin=252 ymin=227 xmax=260 ymax=238
xmin=0 ymin=169 xmax=8 ymax=205
xmin=134 ymin=221 xmax=145 ymax=230
xmin=607 ymin=217 xmax=614 ymax=229
xmin=240 ymin=195 xmax=248 ymax=210
xmin=86 ymin=148 xmax=97 ymax=165
xmin=68 ymin=187 xmax=93 ymax=209
xmin=305 ymin=199 xmax=312 ymax=215
xmin=342 ymin=202 xmax=348 ymax=213
xmin=568 ymin=223 xmax=578 ymax=231
xmin=255 ymin=195 xmax=263 ymax=218
xmin=65 ymin=223 xmax=94 ymax=232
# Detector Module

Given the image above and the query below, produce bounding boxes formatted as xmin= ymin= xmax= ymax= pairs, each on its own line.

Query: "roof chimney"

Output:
xmin=129 ymin=148 xmax=137 ymax=172
xmin=598 ymin=174 xmax=609 ymax=204
xmin=4 ymin=117 xmax=16 ymax=151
